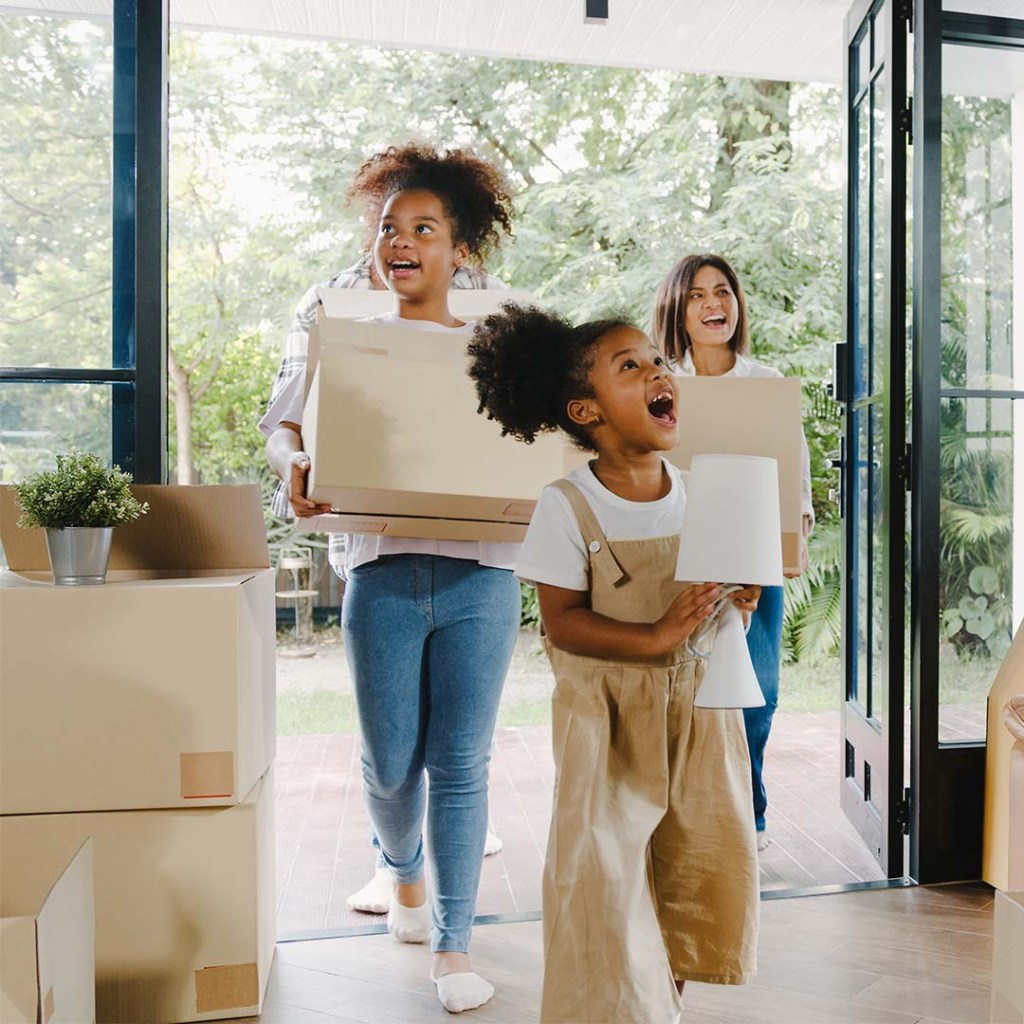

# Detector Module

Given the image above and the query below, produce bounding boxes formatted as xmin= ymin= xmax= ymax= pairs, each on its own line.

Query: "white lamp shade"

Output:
xmin=693 ymin=602 xmax=767 ymax=709
xmin=675 ymin=454 xmax=785 ymax=586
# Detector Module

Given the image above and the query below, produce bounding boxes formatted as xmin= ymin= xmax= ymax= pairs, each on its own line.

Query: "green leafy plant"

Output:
xmin=783 ymin=519 xmax=842 ymax=663
xmin=520 ymin=582 xmax=541 ymax=629
xmin=13 ymin=451 xmax=149 ymax=529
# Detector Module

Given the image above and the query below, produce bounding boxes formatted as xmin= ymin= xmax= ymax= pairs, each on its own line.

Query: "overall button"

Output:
xmin=588 ymin=540 xmax=601 ymax=553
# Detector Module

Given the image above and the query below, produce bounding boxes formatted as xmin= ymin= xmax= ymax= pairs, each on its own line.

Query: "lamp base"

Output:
xmin=693 ymin=602 xmax=766 ymax=709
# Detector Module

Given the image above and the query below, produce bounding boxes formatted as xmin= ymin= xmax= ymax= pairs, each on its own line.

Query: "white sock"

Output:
xmin=388 ymin=888 xmax=430 ymax=943
xmin=346 ymin=866 xmax=392 ymax=914
xmin=432 ymin=971 xmax=494 ymax=1013
xmin=483 ymin=830 xmax=503 ymax=857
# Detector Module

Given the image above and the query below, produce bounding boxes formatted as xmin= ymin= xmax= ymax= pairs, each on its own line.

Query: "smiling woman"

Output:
xmin=653 ymin=252 xmax=816 ymax=853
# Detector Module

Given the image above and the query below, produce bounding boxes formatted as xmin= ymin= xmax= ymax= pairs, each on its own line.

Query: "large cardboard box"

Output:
xmin=671 ymin=376 xmax=805 ymax=572
xmin=992 ymin=890 xmax=1024 ymax=1023
xmin=1 ymin=838 xmax=95 ymax=1024
xmin=315 ymin=285 xmax=537 ymax=322
xmin=0 ymin=485 xmax=275 ymax=815
xmin=0 ymin=772 xmax=274 ymax=1024
xmin=300 ymin=311 xmax=566 ymax=542
xmin=984 ymin=621 xmax=1024 ymax=892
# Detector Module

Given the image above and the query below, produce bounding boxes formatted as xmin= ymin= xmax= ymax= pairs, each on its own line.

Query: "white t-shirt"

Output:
xmin=258 ymin=312 xmax=520 ymax=575
xmin=675 ymin=349 xmax=814 ymax=527
xmin=516 ymin=459 xmax=686 ymax=592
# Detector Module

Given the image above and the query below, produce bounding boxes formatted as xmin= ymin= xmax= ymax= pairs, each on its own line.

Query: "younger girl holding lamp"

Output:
xmin=468 ymin=304 xmax=761 ymax=1024
xmin=653 ymin=253 xmax=816 ymax=851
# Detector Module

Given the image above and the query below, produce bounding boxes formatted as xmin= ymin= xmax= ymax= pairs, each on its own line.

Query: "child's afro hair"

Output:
xmin=467 ymin=302 xmax=635 ymax=453
xmin=348 ymin=143 xmax=514 ymax=262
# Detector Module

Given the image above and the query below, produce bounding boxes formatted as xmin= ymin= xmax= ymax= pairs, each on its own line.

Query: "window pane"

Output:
xmin=856 ymin=31 xmax=871 ymax=95
xmin=0 ymin=381 xmax=122 ymax=483
xmin=855 ymin=98 xmax=871 ymax=400
xmin=870 ymin=400 xmax=886 ymax=725
xmin=851 ymin=403 xmax=870 ymax=711
xmin=940 ymin=43 xmax=1018 ymax=391
xmin=938 ymin=396 xmax=1018 ymax=743
xmin=871 ymin=79 xmax=886 ymax=397
xmin=0 ymin=15 xmax=113 ymax=371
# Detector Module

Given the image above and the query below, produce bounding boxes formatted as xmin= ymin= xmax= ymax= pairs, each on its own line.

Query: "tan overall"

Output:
xmin=540 ymin=481 xmax=759 ymax=1024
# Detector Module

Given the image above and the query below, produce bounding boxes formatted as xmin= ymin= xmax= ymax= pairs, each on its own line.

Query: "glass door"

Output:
xmin=911 ymin=2 xmax=1024 ymax=883
xmin=839 ymin=0 xmax=910 ymax=877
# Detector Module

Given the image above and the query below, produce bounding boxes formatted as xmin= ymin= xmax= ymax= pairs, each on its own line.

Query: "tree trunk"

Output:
xmin=710 ymin=79 xmax=793 ymax=212
xmin=167 ymin=349 xmax=197 ymax=485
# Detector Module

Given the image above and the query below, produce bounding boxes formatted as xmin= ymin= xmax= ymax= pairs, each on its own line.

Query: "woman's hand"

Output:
xmin=729 ymin=584 xmax=761 ymax=615
xmin=784 ymin=515 xmax=813 ymax=579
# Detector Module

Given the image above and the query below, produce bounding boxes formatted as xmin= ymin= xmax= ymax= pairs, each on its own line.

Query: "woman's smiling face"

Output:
xmin=683 ymin=264 xmax=740 ymax=351
xmin=372 ymin=188 xmax=468 ymax=301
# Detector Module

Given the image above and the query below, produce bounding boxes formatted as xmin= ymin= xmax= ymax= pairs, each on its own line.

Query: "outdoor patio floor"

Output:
xmin=274 ymin=708 xmax=890 ymax=938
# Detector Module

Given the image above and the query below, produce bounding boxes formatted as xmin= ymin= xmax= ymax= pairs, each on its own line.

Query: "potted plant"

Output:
xmin=12 ymin=450 xmax=149 ymax=586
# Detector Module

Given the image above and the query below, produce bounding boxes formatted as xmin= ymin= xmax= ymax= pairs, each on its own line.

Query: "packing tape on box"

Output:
xmin=179 ymin=751 xmax=234 ymax=799
xmin=194 ymin=962 xmax=259 ymax=1013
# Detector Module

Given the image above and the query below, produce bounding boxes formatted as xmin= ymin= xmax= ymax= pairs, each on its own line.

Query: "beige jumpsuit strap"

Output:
xmin=548 ymin=478 xmax=627 ymax=589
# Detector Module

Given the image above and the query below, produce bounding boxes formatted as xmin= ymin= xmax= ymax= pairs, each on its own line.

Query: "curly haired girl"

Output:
xmin=261 ymin=144 xmax=518 ymax=1014
xmin=469 ymin=304 xmax=761 ymax=1024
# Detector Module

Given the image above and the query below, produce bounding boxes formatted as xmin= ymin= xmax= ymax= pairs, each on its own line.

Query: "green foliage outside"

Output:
xmin=1 ymin=16 xmax=846 ymax=665
xmin=937 ymin=92 xmax=1015 ymax=676
xmin=13 ymin=450 xmax=148 ymax=529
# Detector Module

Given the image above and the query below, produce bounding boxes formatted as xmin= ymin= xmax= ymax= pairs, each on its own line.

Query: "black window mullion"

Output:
xmin=112 ymin=0 xmax=167 ymax=483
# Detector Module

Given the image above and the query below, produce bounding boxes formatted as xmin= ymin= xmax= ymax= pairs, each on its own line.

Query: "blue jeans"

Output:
xmin=743 ymin=584 xmax=783 ymax=833
xmin=342 ymin=554 xmax=520 ymax=951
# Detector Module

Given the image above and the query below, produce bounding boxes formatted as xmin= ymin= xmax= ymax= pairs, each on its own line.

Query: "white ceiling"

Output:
xmin=3 ymin=0 xmax=851 ymax=84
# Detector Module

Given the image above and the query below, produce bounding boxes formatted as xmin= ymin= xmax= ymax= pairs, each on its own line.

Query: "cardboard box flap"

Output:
xmin=307 ymin=316 xmax=468 ymax=401
xmin=0 ymin=484 xmax=269 ymax=572
xmin=35 ymin=838 xmax=95 ymax=1024
xmin=307 ymin=288 xmax=539 ymax=398
xmin=316 ymin=286 xmax=536 ymax=321
xmin=0 ymin=917 xmax=37 ymax=1023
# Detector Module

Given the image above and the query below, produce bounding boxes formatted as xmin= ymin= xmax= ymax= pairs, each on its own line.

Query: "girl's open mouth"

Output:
xmin=701 ymin=313 xmax=727 ymax=327
xmin=388 ymin=259 xmax=420 ymax=277
xmin=647 ymin=391 xmax=676 ymax=425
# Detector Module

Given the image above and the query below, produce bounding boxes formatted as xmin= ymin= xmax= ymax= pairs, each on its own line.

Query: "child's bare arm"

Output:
xmin=538 ymin=581 xmax=720 ymax=659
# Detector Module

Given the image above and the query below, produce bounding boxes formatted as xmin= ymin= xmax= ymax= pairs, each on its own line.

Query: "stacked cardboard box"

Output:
xmin=1 ymin=839 xmax=95 ymax=1024
xmin=0 ymin=485 xmax=277 ymax=1023
xmin=992 ymin=891 xmax=1024 ymax=1023
xmin=984 ymin=621 xmax=1024 ymax=892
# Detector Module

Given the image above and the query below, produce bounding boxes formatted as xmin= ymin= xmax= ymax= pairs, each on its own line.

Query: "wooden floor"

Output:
xmin=228 ymin=882 xmax=996 ymax=1023
xmin=276 ymin=710 xmax=884 ymax=936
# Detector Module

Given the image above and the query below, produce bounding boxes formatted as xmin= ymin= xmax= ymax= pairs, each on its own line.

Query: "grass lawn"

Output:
xmin=275 ymin=627 xmax=850 ymax=734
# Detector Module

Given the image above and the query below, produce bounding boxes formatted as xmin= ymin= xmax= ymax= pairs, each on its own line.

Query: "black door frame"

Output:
xmin=0 ymin=0 xmax=167 ymax=483
xmin=839 ymin=0 xmax=910 ymax=879
xmin=911 ymin=0 xmax=1024 ymax=884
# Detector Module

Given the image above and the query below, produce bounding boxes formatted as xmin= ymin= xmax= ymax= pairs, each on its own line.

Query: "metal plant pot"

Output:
xmin=44 ymin=526 xmax=114 ymax=586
